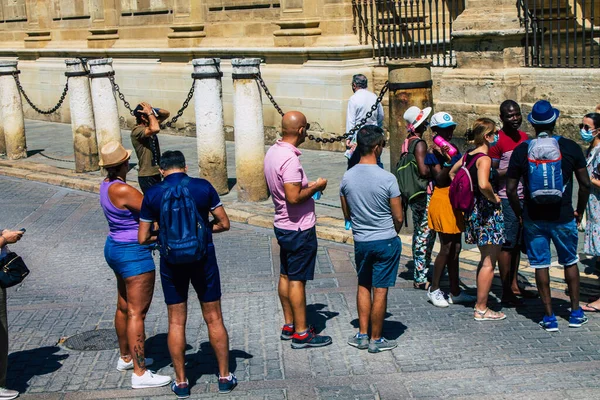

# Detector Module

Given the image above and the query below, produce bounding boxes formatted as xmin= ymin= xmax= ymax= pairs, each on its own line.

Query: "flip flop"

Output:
xmin=581 ymin=303 xmax=600 ymax=313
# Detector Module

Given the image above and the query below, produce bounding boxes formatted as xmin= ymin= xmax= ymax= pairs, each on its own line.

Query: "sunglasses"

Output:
xmin=305 ymin=123 xmax=311 ymax=131
xmin=579 ymin=123 xmax=595 ymax=131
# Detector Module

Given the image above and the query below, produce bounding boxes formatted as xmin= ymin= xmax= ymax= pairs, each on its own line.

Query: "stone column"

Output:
xmin=0 ymin=61 xmax=27 ymax=160
xmin=387 ymin=60 xmax=433 ymax=170
xmin=66 ymin=59 xmax=99 ymax=173
xmin=89 ymin=58 xmax=121 ymax=151
xmin=231 ymin=58 xmax=268 ymax=202
xmin=192 ymin=58 xmax=228 ymax=195
xmin=452 ymin=0 xmax=525 ymax=68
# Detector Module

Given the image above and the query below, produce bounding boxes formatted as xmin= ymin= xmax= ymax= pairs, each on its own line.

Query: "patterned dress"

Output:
xmin=464 ymin=153 xmax=505 ymax=247
xmin=584 ymin=144 xmax=600 ymax=256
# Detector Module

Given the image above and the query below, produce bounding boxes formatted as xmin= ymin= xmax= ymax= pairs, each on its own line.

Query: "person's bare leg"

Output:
xmin=447 ymin=235 xmax=462 ymax=296
xmin=167 ymin=302 xmax=188 ymax=384
xmin=278 ymin=274 xmax=294 ymax=325
xmin=289 ymin=280 xmax=307 ymax=332
xmin=370 ymin=288 xmax=389 ymax=340
xmin=510 ymin=248 xmax=522 ymax=294
xmin=430 ymin=232 xmax=451 ymax=292
xmin=356 ymin=284 xmax=372 ymax=335
xmin=201 ymin=300 xmax=230 ymax=378
xmin=124 ymin=271 xmax=155 ymax=376
xmin=475 ymin=245 xmax=501 ymax=311
xmin=535 ymin=268 xmax=553 ymax=316
xmin=563 ymin=263 xmax=581 ymax=311
xmin=498 ymin=249 xmax=516 ymax=300
xmin=114 ymin=274 xmax=130 ymax=363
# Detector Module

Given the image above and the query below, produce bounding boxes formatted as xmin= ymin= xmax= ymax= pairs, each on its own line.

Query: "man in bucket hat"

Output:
xmin=506 ymin=99 xmax=591 ymax=332
xmin=399 ymin=106 xmax=435 ymax=290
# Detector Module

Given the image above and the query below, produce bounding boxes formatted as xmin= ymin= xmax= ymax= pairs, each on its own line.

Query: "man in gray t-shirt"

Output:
xmin=340 ymin=125 xmax=403 ymax=354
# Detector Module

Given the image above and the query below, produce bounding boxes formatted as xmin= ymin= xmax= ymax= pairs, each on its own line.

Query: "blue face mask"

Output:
xmin=580 ymin=128 xmax=596 ymax=143
xmin=489 ymin=134 xmax=499 ymax=147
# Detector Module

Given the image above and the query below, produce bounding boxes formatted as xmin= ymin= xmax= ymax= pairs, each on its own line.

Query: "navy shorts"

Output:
xmin=104 ymin=236 xmax=155 ymax=279
xmin=160 ymin=243 xmax=222 ymax=305
xmin=274 ymin=226 xmax=318 ymax=281
xmin=355 ymin=236 xmax=401 ymax=288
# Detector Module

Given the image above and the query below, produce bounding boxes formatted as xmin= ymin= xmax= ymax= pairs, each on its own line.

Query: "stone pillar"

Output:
xmin=66 ymin=59 xmax=99 ymax=173
xmin=89 ymin=58 xmax=121 ymax=151
xmin=274 ymin=0 xmax=322 ymax=46
xmin=452 ymin=0 xmax=525 ymax=68
xmin=231 ymin=58 xmax=268 ymax=202
xmin=387 ymin=60 xmax=433 ymax=170
xmin=0 ymin=61 xmax=27 ymax=160
xmin=192 ymin=58 xmax=228 ymax=195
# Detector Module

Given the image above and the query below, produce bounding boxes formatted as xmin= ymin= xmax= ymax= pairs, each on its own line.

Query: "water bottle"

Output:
xmin=312 ymin=191 xmax=322 ymax=200
xmin=433 ymin=135 xmax=457 ymax=157
xmin=345 ymin=220 xmax=352 ymax=230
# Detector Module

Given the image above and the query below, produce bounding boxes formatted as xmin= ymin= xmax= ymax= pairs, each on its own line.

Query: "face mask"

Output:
xmin=489 ymin=134 xmax=499 ymax=147
xmin=580 ymin=128 xmax=596 ymax=143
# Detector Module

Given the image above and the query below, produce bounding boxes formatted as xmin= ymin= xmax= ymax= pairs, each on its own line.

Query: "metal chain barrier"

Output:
xmin=109 ymin=74 xmax=135 ymax=116
xmin=13 ymin=73 xmax=69 ymax=115
xmin=160 ymin=80 xmax=195 ymax=129
xmin=38 ymin=151 xmax=75 ymax=163
xmin=255 ymin=73 xmax=389 ymax=143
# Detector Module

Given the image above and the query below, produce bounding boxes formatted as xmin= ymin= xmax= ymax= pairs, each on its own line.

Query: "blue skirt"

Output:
xmin=104 ymin=236 xmax=155 ymax=279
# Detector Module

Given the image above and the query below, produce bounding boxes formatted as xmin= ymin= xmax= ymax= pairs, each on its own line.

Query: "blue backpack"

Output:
xmin=158 ymin=176 xmax=208 ymax=264
xmin=526 ymin=134 xmax=564 ymax=204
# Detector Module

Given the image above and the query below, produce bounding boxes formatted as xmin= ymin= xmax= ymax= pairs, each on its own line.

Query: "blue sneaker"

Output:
xmin=569 ymin=307 xmax=589 ymax=328
xmin=171 ymin=379 xmax=190 ymax=399
xmin=218 ymin=374 xmax=237 ymax=394
xmin=539 ymin=314 xmax=559 ymax=332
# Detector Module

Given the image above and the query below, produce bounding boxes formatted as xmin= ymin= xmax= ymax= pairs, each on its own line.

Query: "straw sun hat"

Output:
xmin=98 ymin=140 xmax=132 ymax=168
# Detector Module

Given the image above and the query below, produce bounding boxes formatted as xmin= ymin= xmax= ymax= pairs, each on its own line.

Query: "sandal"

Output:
xmin=413 ymin=282 xmax=431 ymax=291
xmin=474 ymin=307 xmax=506 ymax=321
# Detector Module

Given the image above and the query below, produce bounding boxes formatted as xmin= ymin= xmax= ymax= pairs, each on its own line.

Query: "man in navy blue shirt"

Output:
xmin=138 ymin=150 xmax=237 ymax=396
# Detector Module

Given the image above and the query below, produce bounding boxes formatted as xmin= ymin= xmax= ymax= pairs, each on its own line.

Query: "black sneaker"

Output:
xmin=280 ymin=324 xmax=294 ymax=340
xmin=291 ymin=329 xmax=332 ymax=349
xmin=218 ymin=374 xmax=237 ymax=394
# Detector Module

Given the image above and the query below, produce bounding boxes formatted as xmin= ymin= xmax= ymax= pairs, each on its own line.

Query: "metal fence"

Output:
xmin=519 ymin=0 xmax=600 ymax=67
xmin=352 ymin=0 xmax=465 ymax=66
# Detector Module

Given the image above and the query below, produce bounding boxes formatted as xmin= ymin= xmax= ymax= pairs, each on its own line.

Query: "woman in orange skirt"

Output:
xmin=425 ymin=112 xmax=477 ymax=308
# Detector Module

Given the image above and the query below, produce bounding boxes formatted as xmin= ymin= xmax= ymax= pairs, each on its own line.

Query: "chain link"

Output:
xmin=254 ymin=73 xmax=389 ymax=144
xmin=109 ymin=74 xmax=135 ymax=116
xmin=14 ymin=74 xmax=69 ymax=115
xmin=161 ymin=80 xmax=195 ymax=129
xmin=38 ymin=151 xmax=76 ymax=163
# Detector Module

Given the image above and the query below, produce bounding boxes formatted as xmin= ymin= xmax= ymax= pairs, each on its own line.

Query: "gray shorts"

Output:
xmin=501 ymin=198 xmax=523 ymax=251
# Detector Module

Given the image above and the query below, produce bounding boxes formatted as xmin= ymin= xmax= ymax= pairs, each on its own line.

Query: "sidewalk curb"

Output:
xmin=1 ymin=158 xmax=598 ymax=296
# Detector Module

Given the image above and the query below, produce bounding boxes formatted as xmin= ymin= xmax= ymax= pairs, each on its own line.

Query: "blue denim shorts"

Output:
xmin=354 ymin=236 xmax=401 ymax=288
xmin=104 ymin=236 xmax=156 ymax=279
xmin=523 ymin=219 xmax=579 ymax=269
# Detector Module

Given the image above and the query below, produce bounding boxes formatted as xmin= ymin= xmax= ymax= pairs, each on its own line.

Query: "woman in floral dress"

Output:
xmin=579 ymin=113 xmax=600 ymax=313
xmin=450 ymin=118 xmax=505 ymax=321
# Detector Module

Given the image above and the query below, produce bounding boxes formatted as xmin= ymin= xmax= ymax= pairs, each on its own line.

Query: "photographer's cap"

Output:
xmin=430 ymin=112 xmax=457 ymax=128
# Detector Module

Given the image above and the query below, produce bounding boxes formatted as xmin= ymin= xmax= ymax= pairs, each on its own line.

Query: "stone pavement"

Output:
xmin=1 ymin=120 xmax=599 ymax=298
xmin=4 ymin=176 xmax=600 ymax=400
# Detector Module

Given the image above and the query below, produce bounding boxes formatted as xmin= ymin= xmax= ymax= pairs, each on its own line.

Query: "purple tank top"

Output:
xmin=100 ymin=179 xmax=140 ymax=243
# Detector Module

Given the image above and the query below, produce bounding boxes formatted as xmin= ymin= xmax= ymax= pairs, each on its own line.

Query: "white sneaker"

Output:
xmin=427 ymin=288 xmax=449 ymax=307
xmin=117 ymin=357 xmax=154 ymax=371
xmin=131 ymin=370 xmax=171 ymax=389
xmin=448 ymin=291 xmax=477 ymax=304
xmin=0 ymin=387 xmax=19 ymax=400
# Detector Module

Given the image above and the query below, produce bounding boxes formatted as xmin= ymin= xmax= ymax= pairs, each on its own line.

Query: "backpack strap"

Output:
xmin=407 ymin=137 xmax=423 ymax=154
xmin=180 ymin=175 xmax=192 ymax=187
xmin=464 ymin=153 xmax=486 ymax=170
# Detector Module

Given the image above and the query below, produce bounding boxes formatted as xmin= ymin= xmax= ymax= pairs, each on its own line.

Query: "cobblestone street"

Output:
xmin=4 ymin=176 xmax=600 ymax=399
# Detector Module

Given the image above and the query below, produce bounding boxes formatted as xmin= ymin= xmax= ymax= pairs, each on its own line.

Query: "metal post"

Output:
xmin=0 ymin=61 xmax=26 ymax=160
xmin=231 ymin=58 xmax=268 ymax=202
xmin=65 ymin=59 xmax=99 ymax=173
xmin=192 ymin=58 xmax=229 ymax=195
xmin=387 ymin=59 xmax=433 ymax=170
xmin=89 ymin=58 xmax=121 ymax=151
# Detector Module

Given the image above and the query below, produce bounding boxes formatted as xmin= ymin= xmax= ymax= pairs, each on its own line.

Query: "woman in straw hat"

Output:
xmin=99 ymin=141 xmax=171 ymax=389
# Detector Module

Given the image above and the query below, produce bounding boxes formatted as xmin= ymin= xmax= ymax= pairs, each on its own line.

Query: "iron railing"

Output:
xmin=519 ymin=0 xmax=600 ymax=67
xmin=352 ymin=0 xmax=465 ymax=66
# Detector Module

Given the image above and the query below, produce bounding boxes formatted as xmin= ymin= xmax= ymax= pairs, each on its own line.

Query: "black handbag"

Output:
xmin=0 ymin=252 xmax=29 ymax=288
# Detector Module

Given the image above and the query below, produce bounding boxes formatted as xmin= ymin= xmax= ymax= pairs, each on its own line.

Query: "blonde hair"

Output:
xmin=471 ymin=118 xmax=496 ymax=146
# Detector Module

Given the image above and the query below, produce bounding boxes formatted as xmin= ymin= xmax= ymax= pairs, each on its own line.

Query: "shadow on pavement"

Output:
xmin=145 ymin=333 xmax=192 ymax=372
xmin=307 ymin=303 xmax=339 ymax=334
xmin=26 ymin=149 xmax=44 ymax=157
xmin=7 ymin=346 xmax=68 ymax=393
xmin=350 ymin=313 xmax=407 ymax=340
xmin=514 ymin=298 xmax=574 ymax=324
xmin=186 ymin=343 xmax=252 ymax=386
